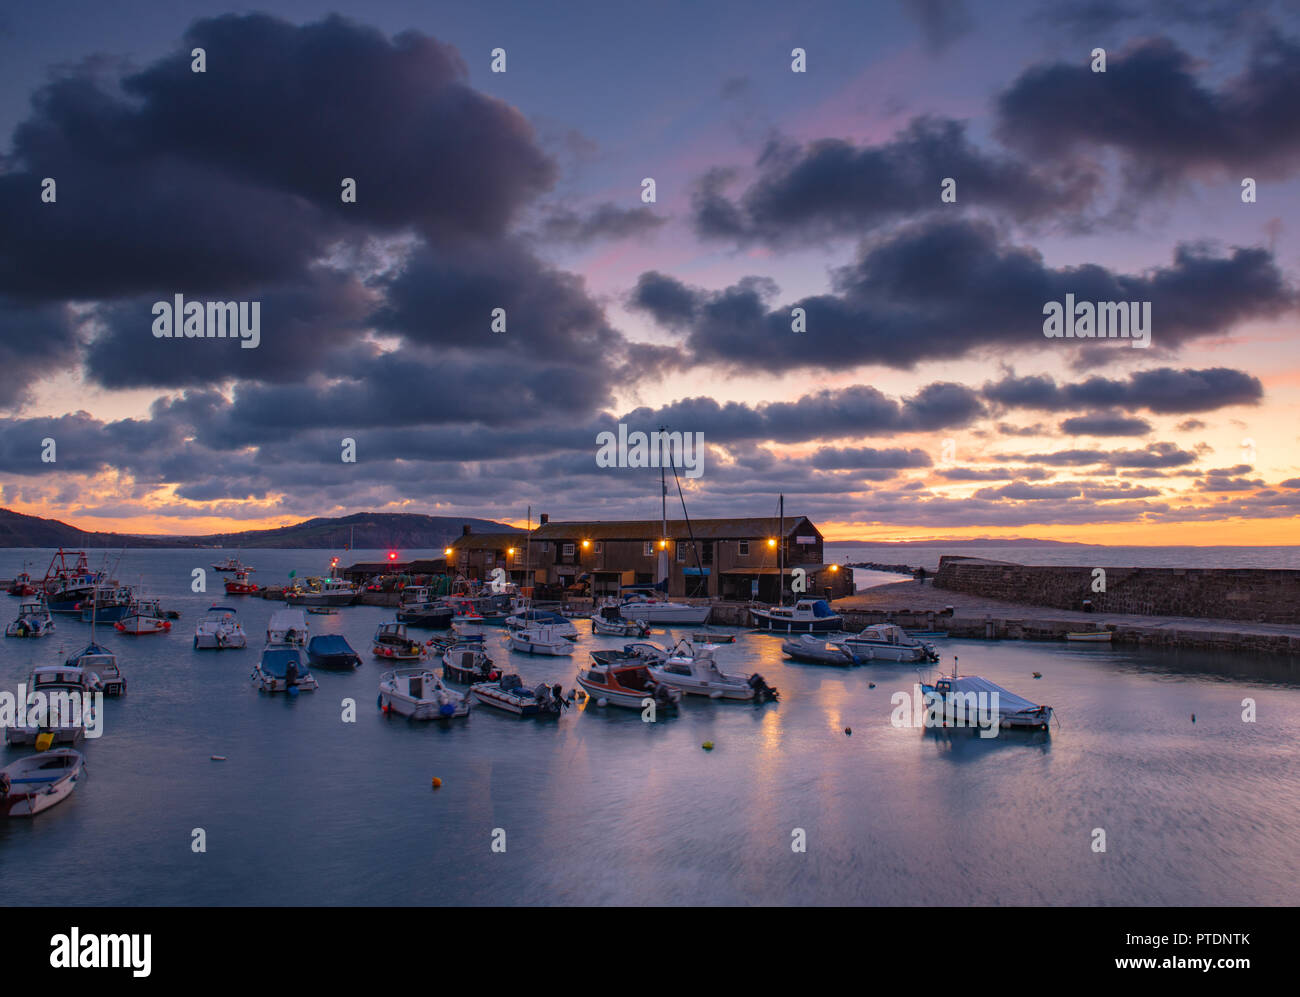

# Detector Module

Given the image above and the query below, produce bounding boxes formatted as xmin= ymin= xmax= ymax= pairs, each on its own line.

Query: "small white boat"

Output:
xmin=590 ymin=604 xmax=650 ymax=637
xmin=1066 ymin=631 xmax=1112 ymax=642
xmin=920 ymin=665 xmax=1053 ymax=731
xmin=194 ymin=605 xmax=248 ymax=650
xmin=252 ymin=643 xmax=318 ymax=694
xmin=6 ymin=665 xmax=98 ymax=745
xmin=839 ymin=624 xmax=938 ymax=663
xmin=115 ymin=598 xmax=171 ymax=635
xmin=648 ymin=641 xmax=778 ymax=701
xmin=470 ymin=673 xmax=566 ymax=716
xmin=0 ymin=750 xmax=85 ymax=817
xmin=378 ymin=668 xmax=469 ymax=719
xmin=576 ymin=659 xmax=681 ymax=710
xmin=267 ymin=608 xmax=309 ymax=646
xmin=505 ymin=624 xmax=575 ymax=656
xmin=505 ymin=610 xmax=578 ymax=640
xmin=211 ymin=556 xmax=248 ymax=572
xmin=65 ymin=642 xmax=126 ymax=696
xmin=750 ymin=598 xmax=843 ymax=633
xmin=615 ymin=592 xmax=711 ymax=625
xmin=6 ymin=598 xmax=55 ymax=638
xmin=781 ymin=635 xmax=854 ymax=666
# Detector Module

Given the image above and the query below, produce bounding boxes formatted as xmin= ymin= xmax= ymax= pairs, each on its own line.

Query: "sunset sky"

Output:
xmin=1 ymin=0 xmax=1298 ymax=543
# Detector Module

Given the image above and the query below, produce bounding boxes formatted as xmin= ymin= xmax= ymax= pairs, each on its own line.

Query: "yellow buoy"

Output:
xmin=35 ymin=732 xmax=54 ymax=752
xmin=702 ymin=741 xmax=714 ymax=751
xmin=431 ymin=777 xmax=442 ymax=789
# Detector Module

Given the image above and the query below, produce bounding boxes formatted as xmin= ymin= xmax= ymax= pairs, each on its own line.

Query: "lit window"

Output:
xmin=643 ymin=542 xmax=654 ymax=557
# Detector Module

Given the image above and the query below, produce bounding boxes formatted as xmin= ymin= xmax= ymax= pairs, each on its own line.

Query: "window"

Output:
xmin=738 ymin=540 xmax=750 ymax=556
xmin=541 ymin=542 xmax=549 ymax=553
xmin=677 ymin=542 xmax=689 ymax=563
xmin=593 ymin=542 xmax=602 ymax=554
xmin=562 ymin=543 xmax=575 ymax=557
xmin=643 ymin=542 xmax=654 ymax=557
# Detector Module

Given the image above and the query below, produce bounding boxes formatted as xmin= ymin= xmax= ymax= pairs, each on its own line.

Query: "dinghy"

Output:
xmin=441 ymin=643 xmax=497 ymax=684
xmin=0 ymin=750 xmax=85 ymax=818
xmin=648 ymin=642 xmax=778 ymax=701
xmin=378 ymin=668 xmax=469 ymax=719
xmin=6 ymin=598 xmax=55 ymax=638
xmin=306 ymin=634 xmax=361 ymax=670
xmin=590 ymin=604 xmax=650 ymax=637
xmin=470 ymin=673 xmax=566 ymax=717
xmin=781 ymin=635 xmax=854 ymax=666
xmin=505 ymin=624 xmax=574 ymax=656
xmin=253 ymin=644 xmax=318 ymax=694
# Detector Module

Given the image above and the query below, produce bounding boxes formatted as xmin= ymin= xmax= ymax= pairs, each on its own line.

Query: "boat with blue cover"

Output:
xmin=306 ymin=634 xmax=361 ymax=670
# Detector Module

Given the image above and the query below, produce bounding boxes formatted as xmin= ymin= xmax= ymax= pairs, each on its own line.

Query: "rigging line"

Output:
xmin=668 ymin=458 xmax=706 ymax=594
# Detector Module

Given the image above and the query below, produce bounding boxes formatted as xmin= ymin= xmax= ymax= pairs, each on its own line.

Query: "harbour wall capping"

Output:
xmin=931 ymin=556 xmax=1300 ymax=625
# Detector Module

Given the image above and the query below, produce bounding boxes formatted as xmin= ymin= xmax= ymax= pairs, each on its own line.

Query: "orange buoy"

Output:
xmin=431 ymin=777 xmax=442 ymax=789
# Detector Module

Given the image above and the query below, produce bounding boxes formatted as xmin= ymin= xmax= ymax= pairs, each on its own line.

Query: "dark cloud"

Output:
xmin=984 ymin=367 xmax=1265 ymax=414
xmin=534 ymin=203 xmax=665 ymax=245
xmin=900 ymin=0 xmax=975 ymax=54
xmin=996 ymin=441 xmax=1198 ymax=468
xmin=1060 ymin=413 xmax=1153 ymax=436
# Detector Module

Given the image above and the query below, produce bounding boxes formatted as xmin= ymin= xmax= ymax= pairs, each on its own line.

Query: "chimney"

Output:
xmin=539 ymin=513 xmax=549 ymax=525
xmin=462 ymin=524 xmax=471 ymax=536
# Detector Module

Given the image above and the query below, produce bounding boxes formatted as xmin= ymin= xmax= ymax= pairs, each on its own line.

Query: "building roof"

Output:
xmin=447 ymin=531 xmax=527 ymax=553
xmin=531 ymin=517 xmax=818 ymax=542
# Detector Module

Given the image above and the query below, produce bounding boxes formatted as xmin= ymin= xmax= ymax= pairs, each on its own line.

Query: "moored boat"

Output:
xmin=40 ymin=550 xmax=102 ymax=615
xmin=505 ymin=624 xmax=574 ymax=656
xmin=505 ymin=609 xmax=578 ymax=640
xmin=114 ymin=599 xmax=171 ymax=635
xmin=78 ymin=585 xmax=135 ymax=623
xmin=396 ymin=588 xmax=454 ymax=628
xmin=470 ymin=673 xmax=566 ymax=717
xmin=378 ymin=668 xmax=469 ymax=719
xmin=441 ymin=643 xmax=497 ymax=684
xmin=284 ymin=569 xmax=360 ymax=607
xmin=0 ymin=750 xmax=85 ymax=817
xmin=267 ymin=608 xmax=309 ymax=646
xmin=224 ymin=570 xmax=260 ymax=595
xmin=839 ymin=624 xmax=938 ymax=663
xmin=253 ymin=643 xmax=318 ymax=694
xmin=781 ymin=634 xmax=854 ymax=666
xmin=306 ymin=634 xmax=361 ymax=670
xmin=920 ymin=662 xmax=1053 ymax=731
xmin=6 ymin=571 xmax=36 ymax=597
xmin=194 ymin=605 xmax=248 ymax=650
xmin=616 ymin=591 xmax=711 ymax=626
xmin=590 ymin=604 xmax=650 ymax=637
xmin=647 ymin=642 xmax=778 ymax=701
xmin=576 ymin=659 xmax=680 ymax=710
xmin=750 ymin=598 xmax=842 ymax=633
xmin=6 ymin=597 xmax=55 ymax=638
xmin=211 ymin=555 xmax=248 ymax=572
xmin=1065 ymin=631 xmax=1112 ymax=642
xmin=372 ymin=621 xmax=427 ymax=661
xmin=5 ymin=664 xmax=98 ymax=745
xmin=66 ymin=642 xmax=126 ymax=696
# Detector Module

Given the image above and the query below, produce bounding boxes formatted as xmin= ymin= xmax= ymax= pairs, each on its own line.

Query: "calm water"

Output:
xmin=834 ymin=544 xmax=1300 ymax=573
xmin=2 ymin=548 xmax=1298 ymax=906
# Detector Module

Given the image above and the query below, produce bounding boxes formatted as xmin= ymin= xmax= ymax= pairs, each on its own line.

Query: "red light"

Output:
xmin=388 ymin=551 xmax=397 ymax=561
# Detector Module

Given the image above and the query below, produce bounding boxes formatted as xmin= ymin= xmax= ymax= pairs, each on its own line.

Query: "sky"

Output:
xmin=0 ymin=0 xmax=1298 ymax=542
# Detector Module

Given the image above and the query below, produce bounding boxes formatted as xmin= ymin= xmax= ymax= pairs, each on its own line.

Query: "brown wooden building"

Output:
xmin=444 ymin=526 xmax=529 ymax=582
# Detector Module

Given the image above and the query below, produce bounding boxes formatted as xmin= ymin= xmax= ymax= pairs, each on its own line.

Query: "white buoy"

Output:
xmin=597 ymin=697 xmax=608 ymax=708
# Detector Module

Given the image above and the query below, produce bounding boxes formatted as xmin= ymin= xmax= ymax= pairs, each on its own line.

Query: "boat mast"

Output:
xmin=778 ymin=493 xmax=784 ymax=607
xmin=526 ymin=504 xmax=531 ymax=598
xmin=657 ymin=426 xmax=669 ymax=593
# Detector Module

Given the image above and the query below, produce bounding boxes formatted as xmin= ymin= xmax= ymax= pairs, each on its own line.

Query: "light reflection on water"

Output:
xmin=1 ymin=549 xmax=1297 ymax=906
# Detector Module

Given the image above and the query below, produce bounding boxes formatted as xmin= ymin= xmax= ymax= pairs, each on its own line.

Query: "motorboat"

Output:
xmin=39 ymin=549 xmax=103 ymax=615
xmin=615 ymin=591 xmax=711 ymax=626
xmin=0 ymin=750 xmax=85 ymax=818
xmin=194 ymin=605 xmax=248 ymax=650
xmin=396 ymin=589 xmax=454 ymax=628
xmin=920 ymin=663 xmax=1053 ymax=731
xmin=306 ymin=634 xmax=361 ymax=670
xmin=224 ymin=570 xmax=260 ymax=595
xmin=6 ymin=597 xmax=55 ymax=638
xmin=442 ymin=595 xmax=486 ymax=624
xmin=470 ymin=673 xmax=566 ymax=717
xmin=647 ymin=641 xmax=778 ymax=701
xmin=253 ymin=643 xmax=318 ymax=693
xmin=505 ymin=609 xmax=578 ymax=640
xmin=378 ymin=668 xmax=469 ymax=719
xmin=284 ymin=570 xmax=360 ymax=607
xmin=441 ymin=643 xmax=497 ymax=684
xmin=505 ymin=624 xmax=574 ymax=656
xmin=839 ymin=624 xmax=938 ymax=663
xmin=750 ymin=598 xmax=842 ymax=633
xmin=65 ymin=641 xmax=126 ymax=696
xmin=372 ymin=621 xmax=427 ymax=661
xmin=6 ymin=665 xmax=98 ymax=745
xmin=781 ymin=634 xmax=854 ymax=666
xmin=576 ymin=659 xmax=681 ymax=710
xmin=589 ymin=641 xmax=671 ymax=667
xmin=211 ymin=555 xmax=248 ymax=572
xmin=306 ymin=607 xmax=338 ymax=615
xmin=590 ymin=604 xmax=650 ymax=637
xmin=78 ymin=585 xmax=135 ymax=623
xmin=267 ymin=608 xmax=309 ymax=647
xmin=6 ymin=571 xmax=36 ymax=597
xmin=114 ymin=599 xmax=171 ymax=635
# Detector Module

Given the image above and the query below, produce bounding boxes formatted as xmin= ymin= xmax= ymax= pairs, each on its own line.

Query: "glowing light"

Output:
xmin=444 ymin=548 xmax=452 ymax=556
xmin=581 ymin=540 xmax=590 ymax=548
xmin=767 ymin=538 xmax=777 ymax=548
xmin=388 ymin=551 xmax=397 ymax=561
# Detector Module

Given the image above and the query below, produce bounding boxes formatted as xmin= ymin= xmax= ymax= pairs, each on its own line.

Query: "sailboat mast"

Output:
xmin=778 ymin=493 xmax=784 ymax=607
xmin=526 ymin=504 xmax=531 ymax=593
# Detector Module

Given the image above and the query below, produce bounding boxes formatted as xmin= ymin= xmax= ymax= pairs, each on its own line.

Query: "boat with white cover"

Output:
xmin=647 ymin=641 xmax=778 ymax=701
xmin=839 ymin=624 xmax=938 ymax=662
xmin=6 ymin=598 xmax=55 ymax=639
xmin=194 ymin=605 xmax=248 ymax=650
xmin=253 ymin=643 xmax=318 ymax=694
xmin=505 ymin=609 xmax=578 ymax=640
xmin=0 ymin=750 xmax=85 ymax=817
xmin=470 ymin=673 xmax=566 ymax=716
xmin=920 ymin=663 xmax=1053 ymax=731
xmin=781 ymin=635 xmax=854 ymax=666
xmin=505 ymin=624 xmax=574 ymax=656
xmin=378 ymin=668 xmax=469 ymax=719
xmin=267 ymin=608 xmax=309 ymax=646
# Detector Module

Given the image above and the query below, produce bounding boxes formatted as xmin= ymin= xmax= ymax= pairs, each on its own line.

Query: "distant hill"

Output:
xmin=0 ymin=509 xmax=512 ymax=549
xmin=824 ymin=537 xmax=1087 ymax=547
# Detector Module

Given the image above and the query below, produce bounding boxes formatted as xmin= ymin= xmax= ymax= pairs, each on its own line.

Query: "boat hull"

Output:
xmin=750 ymin=609 xmax=842 ymax=633
xmin=0 ymin=751 xmax=84 ymax=817
xmin=617 ymin=604 xmax=712 ymax=625
xmin=285 ymin=591 xmax=358 ymax=607
xmin=506 ymin=636 xmax=573 ymax=655
xmin=396 ymin=608 xmax=454 ymax=628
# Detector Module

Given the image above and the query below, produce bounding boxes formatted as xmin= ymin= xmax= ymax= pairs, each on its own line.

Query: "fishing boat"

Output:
xmin=470 ymin=673 xmax=566 ymax=716
xmin=6 ymin=571 xmax=36 ymax=597
xmin=920 ymin=660 xmax=1053 ymax=731
xmin=0 ymin=750 xmax=85 ymax=818
xmin=441 ymin=595 xmax=486 ymax=624
xmin=253 ymin=643 xmax=318 ymax=694
xmin=77 ymin=585 xmax=135 ymax=623
xmin=378 ymin=668 xmax=469 ymax=719
xmin=647 ymin=642 xmax=778 ymax=701
xmin=616 ymin=591 xmax=711 ymax=626
xmin=576 ymin=659 xmax=681 ymax=710
xmin=396 ymin=588 xmax=454 ymax=629
xmin=6 ymin=597 xmax=55 ymax=638
xmin=211 ymin=555 xmax=248 ymax=572
xmin=267 ymin=608 xmax=309 ymax=646
xmin=6 ymin=664 xmax=98 ymax=745
xmin=284 ymin=569 xmax=360 ymax=607
xmin=40 ymin=549 xmax=103 ymax=615
xmin=839 ymin=624 xmax=938 ymax=663
xmin=781 ymin=635 xmax=854 ymax=666
xmin=750 ymin=598 xmax=843 ymax=633
xmin=114 ymin=599 xmax=171 ymax=635
xmin=1066 ymin=631 xmax=1112 ymax=642
xmin=194 ymin=606 xmax=248 ymax=650
xmin=441 ymin=643 xmax=497 ymax=684
xmin=505 ymin=624 xmax=574 ymax=656
xmin=590 ymin=604 xmax=650 ymax=637
xmin=306 ymin=634 xmax=361 ymax=670
xmin=65 ymin=642 xmax=126 ymax=696
xmin=505 ymin=609 xmax=579 ymax=640
xmin=224 ymin=569 xmax=259 ymax=595
xmin=372 ymin=622 xmax=427 ymax=661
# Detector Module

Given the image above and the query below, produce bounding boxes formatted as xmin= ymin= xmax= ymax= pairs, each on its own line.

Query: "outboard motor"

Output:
xmin=651 ymin=682 xmax=674 ymax=709
xmin=285 ymin=661 xmax=298 ymax=689
xmin=748 ymin=673 xmax=779 ymax=702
